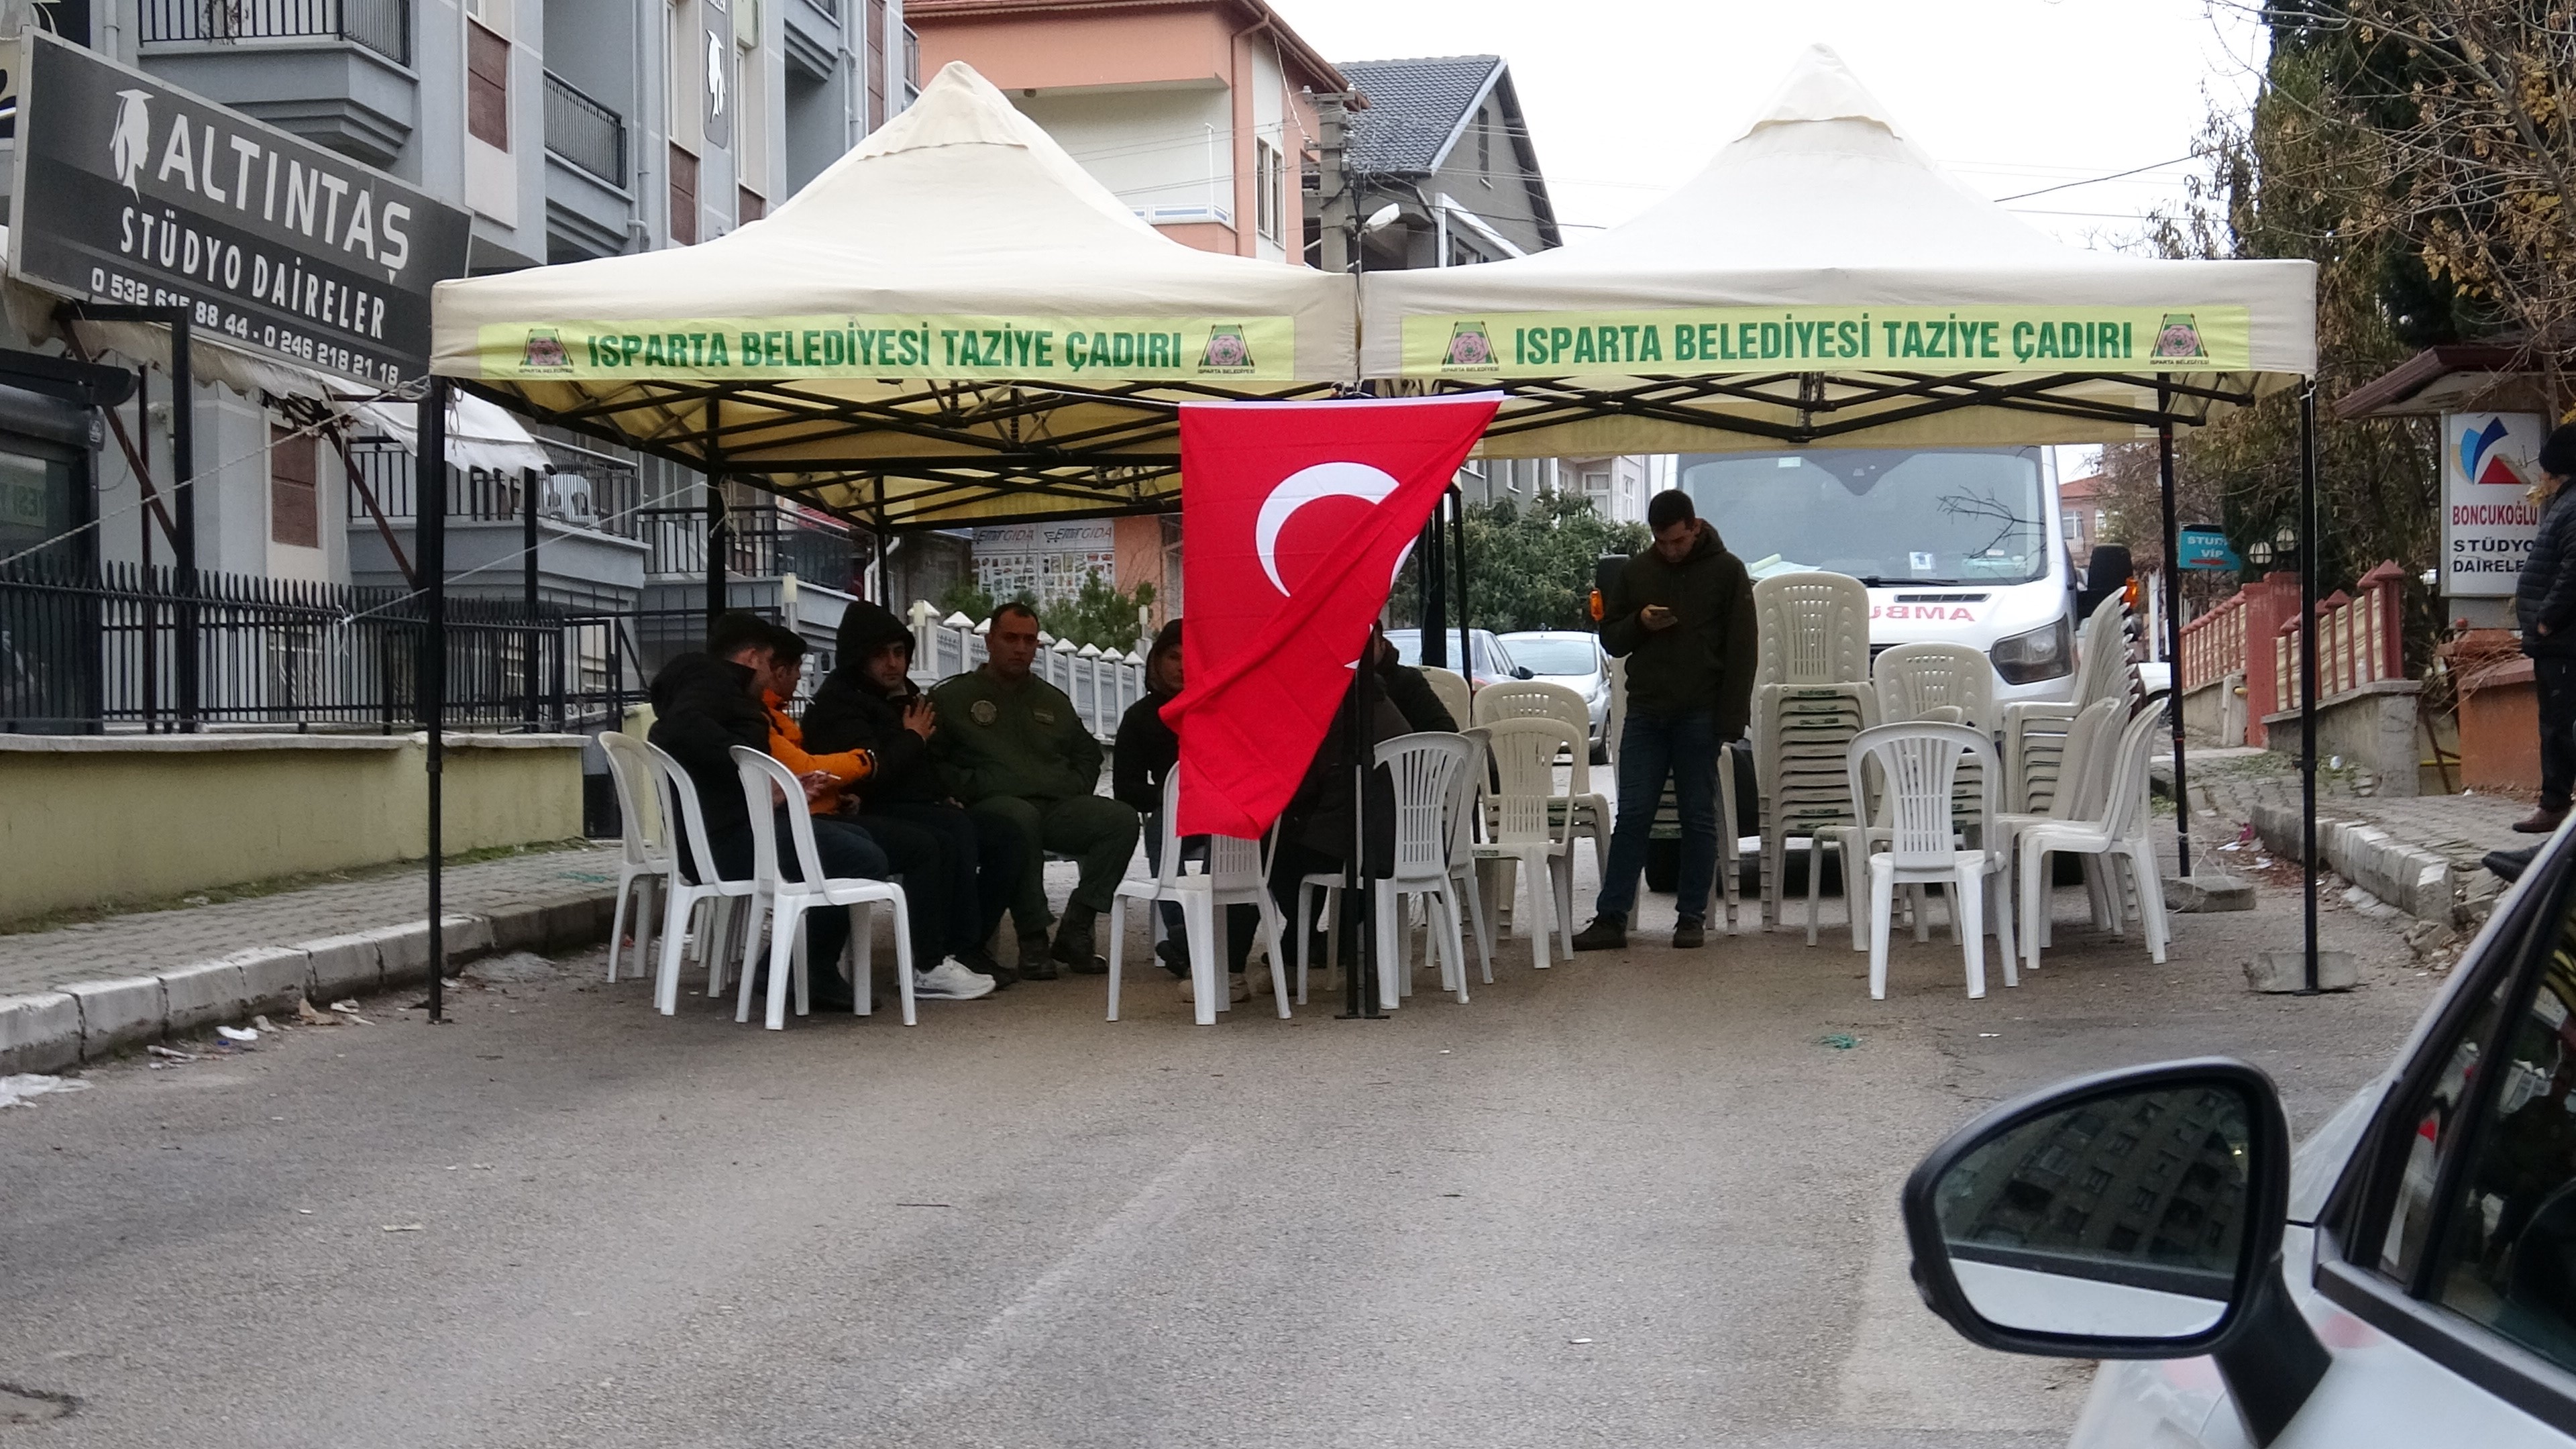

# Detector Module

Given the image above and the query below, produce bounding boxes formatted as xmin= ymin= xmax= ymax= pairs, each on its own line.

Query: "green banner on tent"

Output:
xmin=476 ymin=314 xmax=1296 ymax=382
xmin=1399 ymin=305 xmax=2253 ymax=377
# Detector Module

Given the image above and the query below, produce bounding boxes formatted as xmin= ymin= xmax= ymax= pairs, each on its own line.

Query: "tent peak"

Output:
xmin=850 ymin=61 xmax=1040 ymax=161
xmin=1740 ymin=44 xmax=1903 ymax=141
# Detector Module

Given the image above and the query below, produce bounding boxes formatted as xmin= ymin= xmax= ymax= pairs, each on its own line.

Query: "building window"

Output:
xmin=1255 ymin=139 xmax=1283 ymax=241
xmin=903 ymin=24 xmax=920 ymax=98
xmin=1580 ymin=469 xmax=1610 ymax=511
xmin=1477 ymin=114 xmax=1491 ymax=185
xmin=864 ymin=0 xmax=888 ymax=131
xmin=739 ymin=186 xmax=765 ymax=223
xmin=467 ymin=20 xmax=511 ymax=150
xmin=269 ymin=425 xmax=319 ymax=548
xmin=669 ymin=144 xmax=699 ymax=244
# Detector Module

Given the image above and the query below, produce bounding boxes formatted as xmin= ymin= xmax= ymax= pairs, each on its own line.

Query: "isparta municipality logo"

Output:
xmin=519 ymin=329 xmax=573 ymax=374
xmin=111 ymin=89 xmax=154 ymax=195
xmin=1197 ymin=325 xmax=1254 ymax=375
xmin=1443 ymin=321 xmax=1498 ymax=370
xmin=2148 ymin=312 xmax=2208 ymax=361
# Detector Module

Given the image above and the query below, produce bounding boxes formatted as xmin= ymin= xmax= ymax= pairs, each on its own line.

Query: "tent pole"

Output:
xmin=2299 ymin=381 xmax=2320 ymax=995
xmin=704 ymin=480 xmax=728 ymax=629
xmin=170 ymin=311 xmax=198 ymax=732
xmin=420 ymin=377 xmax=451 ymax=1025
xmin=1419 ymin=500 xmax=1447 ymax=669
xmin=2156 ymin=390 xmax=2190 ymax=878
xmin=523 ymin=466 xmax=541 ymax=730
xmin=1452 ymin=486 xmax=1470 ymax=678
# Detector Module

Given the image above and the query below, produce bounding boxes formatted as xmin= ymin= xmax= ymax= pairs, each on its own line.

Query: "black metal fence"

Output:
xmin=543 ymin=70 xmax=627 ymax=187
xmin=140 ymin=0 xmax=411 ymax=64
xmin=0 ymin=557 xmax=644 ymax=735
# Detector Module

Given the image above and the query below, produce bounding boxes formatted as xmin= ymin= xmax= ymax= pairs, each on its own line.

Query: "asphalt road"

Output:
xmin=0 ymin=867 xmax=2447 ymax=1448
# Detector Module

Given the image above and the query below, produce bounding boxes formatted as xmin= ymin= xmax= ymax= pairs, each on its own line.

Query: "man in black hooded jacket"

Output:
xmin=805 ymin=602 xmax=1026 ymax=981
xmin=647 ymin=610 xmax=890 ymax=1008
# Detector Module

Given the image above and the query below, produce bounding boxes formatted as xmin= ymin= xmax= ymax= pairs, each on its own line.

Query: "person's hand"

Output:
xmin=767 ymin=780 xmax=788 ymax=806
xmin=904 ymin=696 xmax=936 ymax=739
xmin=2544 ymin=623 xmax=2555 ymax=637
xmin=800 ymin=769 xmax=837 ymax=802
xmin=1640 ymin=604 xmax=1678 ymax=632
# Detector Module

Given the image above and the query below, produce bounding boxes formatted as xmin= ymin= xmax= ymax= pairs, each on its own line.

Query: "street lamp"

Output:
xmin=2273 ymin=521 xmax=2299 ymax=556
xmin=2247 ymin=539 xmax=2273 ymax=567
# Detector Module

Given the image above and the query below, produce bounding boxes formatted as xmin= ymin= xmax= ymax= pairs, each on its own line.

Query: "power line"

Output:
xmin=1994 ymin=154 xmax=2202 ymax=202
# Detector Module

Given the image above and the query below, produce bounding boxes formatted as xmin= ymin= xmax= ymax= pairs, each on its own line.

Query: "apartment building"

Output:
xmin=7 ymin=0 xmax=914 ymax=677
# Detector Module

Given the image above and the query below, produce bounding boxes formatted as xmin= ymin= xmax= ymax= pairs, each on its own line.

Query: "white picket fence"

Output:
xmin=904 ymin=601 xmax=1148 ymax=741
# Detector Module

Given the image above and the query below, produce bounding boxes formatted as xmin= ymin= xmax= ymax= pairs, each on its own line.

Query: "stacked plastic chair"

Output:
xmin=2000 ymin=596 xmax=2134 ymax=814
xmin=1749 ymin=572 xmax=1878 ymax=944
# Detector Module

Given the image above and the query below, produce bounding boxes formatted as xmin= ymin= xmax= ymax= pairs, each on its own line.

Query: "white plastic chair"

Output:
xmin=2015 ymin=706 xmax=2171 ymax=975
xmin=1421 ymin=666 xmax=1472 ymax=730
xmin=1109 ymin=769 xmax=1289 ymax=1026
xmin=1472 ymin=680 xmax=1609 ymax=878
xmin=1473 ymin=717 xmax=1580 ymax=971
xmin=2002 ymin=598 xmax=2134 ymax=812
xmin=644 ymin=741 xmax=759 ymax=1016
xmin=1872 ymin=641 xmax=1997 ymax=730
xmin=1844 ymin=722 xmax=2018 ymax=1000
xmin=598 ymin=732 xmax=676 ymax=985
xmin=1752 ymin=571 xmax=1873 ymax=688
xmin=1992 ymin=698 xmax=2125 ymax=949
xmin=729 ymin=747 xmax=916 ymax=1030
xmin=1296 ymin=733 xmax=1478 ymax=1010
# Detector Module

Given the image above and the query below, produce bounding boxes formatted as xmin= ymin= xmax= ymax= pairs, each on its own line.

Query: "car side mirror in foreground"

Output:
xmin=1902 ymin=1059 xmax=2328 ymax=1445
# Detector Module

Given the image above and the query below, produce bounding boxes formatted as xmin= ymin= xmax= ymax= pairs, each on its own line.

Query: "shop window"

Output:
xmin=468 ymin=21 xmax=511 ymax=150
xmin=270 ymin=425 xmax=319 ymax=549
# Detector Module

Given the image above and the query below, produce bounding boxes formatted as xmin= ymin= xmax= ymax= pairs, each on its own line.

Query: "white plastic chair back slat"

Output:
xmin=735 ymin=749 xmax=824 ymax=895
xmin=2100 ymin=704 xmax=2166 ymax=842
xmin=2074 ymin=595 xmax=2135 ymax=707
xmin=599 ymin=733 xmax=669 ymax=869
xmin=1846 ymin=724 xmax=1998 ymax=871
xmin=1873 ymin=642 xmax=1998 ymax=731
xmin=1151 ymin=769 xmax=1269 ymax=893
xmin=645 ymin=739 xmax=744 ymax=888
xmin=1472 ymin=679 xmax=1593 ymax=788
xmin=1378 ymin=733 xmax=1472 ymax=883
xmin=1754 ymin=572 xmax=1872 ymax=687
xmin=2049 ymin=700 xmax=2122 ymax=822
xmin=1421 ymin=667 xmax=1473 ymax=729
xmin=1450 ymin=728 xmax=1489 ymax=870
xmin=1484 ymin=718 xmax=1577 ymax=803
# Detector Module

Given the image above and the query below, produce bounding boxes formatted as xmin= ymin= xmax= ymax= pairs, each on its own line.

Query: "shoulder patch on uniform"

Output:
xmin=969 ymin=699 xmax=999 ymax=726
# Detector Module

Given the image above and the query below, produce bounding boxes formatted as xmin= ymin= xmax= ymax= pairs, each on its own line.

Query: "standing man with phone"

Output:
xmin=1574 ymin=489 xmax=1757 ymax=953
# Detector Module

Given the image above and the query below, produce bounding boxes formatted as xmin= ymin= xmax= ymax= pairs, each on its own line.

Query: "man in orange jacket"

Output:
xmin=757 ymin=625 xmax=997 ymax=994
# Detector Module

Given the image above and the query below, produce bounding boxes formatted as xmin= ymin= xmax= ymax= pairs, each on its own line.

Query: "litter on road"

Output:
xmin=0 ymin=1074 xmax=92 ymax=1109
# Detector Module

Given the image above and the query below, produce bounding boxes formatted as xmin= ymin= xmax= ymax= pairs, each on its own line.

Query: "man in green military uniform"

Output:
xmin=930 ymin=601 xmax=1141 ymax=978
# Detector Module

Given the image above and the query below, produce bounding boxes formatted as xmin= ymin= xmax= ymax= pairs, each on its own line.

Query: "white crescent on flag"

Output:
xmin=1254 ymin=461 xmax=1402 ymax=596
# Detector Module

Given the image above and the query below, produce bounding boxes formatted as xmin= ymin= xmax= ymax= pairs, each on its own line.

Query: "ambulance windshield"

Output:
xmin=1676 ymin=448 xmax=2051 ymax=586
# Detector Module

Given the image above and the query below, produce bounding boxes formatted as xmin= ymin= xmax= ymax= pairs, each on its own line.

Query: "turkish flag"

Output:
xmin=1165 ymin=395 xmax=1499 ymax=839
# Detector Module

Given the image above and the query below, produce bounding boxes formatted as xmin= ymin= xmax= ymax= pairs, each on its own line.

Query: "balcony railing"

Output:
xmin=639 ymin=506 xmax=860 ymax=590
xmin=140 ymin=0 xmax=412 ymax=66
xmin=543 ymin=70 xmax=627 ymax=188
xmin=344 ymin=438 xmax=643 ymax=540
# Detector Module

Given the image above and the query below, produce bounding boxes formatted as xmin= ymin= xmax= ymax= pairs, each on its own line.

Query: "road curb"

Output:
xmin=2250 ymin=798 xmax=2457 ymax=925
xmin=2 ymin=888 xmax=619 ymax=1071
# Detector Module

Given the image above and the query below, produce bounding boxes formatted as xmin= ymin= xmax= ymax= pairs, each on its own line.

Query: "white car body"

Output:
xmin=2065 ymin=852 xmax=2576 ymax=1449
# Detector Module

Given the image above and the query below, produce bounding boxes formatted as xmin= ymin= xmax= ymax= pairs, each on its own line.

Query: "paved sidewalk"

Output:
xmin=0 ymin=846 xmax=622 ymax=1071
xmin=2155 ymin=747 xmax=2528 ymax=926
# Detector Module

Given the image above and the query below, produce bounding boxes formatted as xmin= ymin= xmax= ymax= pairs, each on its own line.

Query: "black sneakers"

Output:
xmin=1053 ymin=906 xmax=1109 ymax=975
xmin=958 ymin=943 xmax=1015 ymax=989
xmin=1570 ymin=915 xmax=1627 ymax=951
xmin=1672 ymin=918 xmax=1707 ymax=949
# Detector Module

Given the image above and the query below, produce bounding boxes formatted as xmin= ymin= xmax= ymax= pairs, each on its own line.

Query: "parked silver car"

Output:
xmin=1499 ymin=630 xmax=1612 ymax=763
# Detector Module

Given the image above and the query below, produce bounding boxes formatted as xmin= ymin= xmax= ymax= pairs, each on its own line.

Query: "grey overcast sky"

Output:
xmin=1269 ymin=0 xmax=2267 ymax=251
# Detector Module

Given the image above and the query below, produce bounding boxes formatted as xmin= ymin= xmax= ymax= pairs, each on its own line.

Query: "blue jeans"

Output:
xmin=1595 ymin=709 xmax=1720 ymax=922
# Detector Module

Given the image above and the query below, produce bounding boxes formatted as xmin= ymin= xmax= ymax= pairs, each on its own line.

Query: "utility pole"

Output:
xmin=1312 ymin=90 xmax=1356 ymax=276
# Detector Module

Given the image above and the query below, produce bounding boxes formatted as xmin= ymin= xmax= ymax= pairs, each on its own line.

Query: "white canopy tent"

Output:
xmin=430 ymin=62 xmax=1355 ymax=529
xmin=1358 ymin=46 xmax=2315 ymax=455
